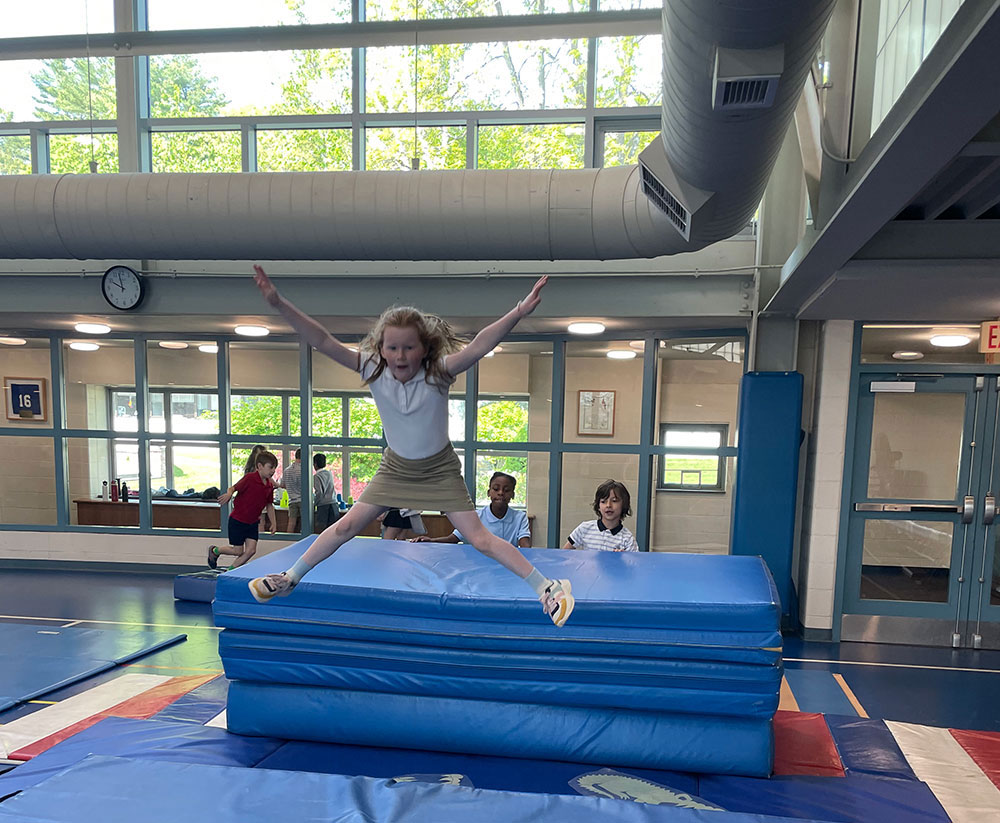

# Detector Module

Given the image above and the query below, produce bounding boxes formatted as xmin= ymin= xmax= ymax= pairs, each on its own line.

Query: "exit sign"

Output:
xmin=981 ymin=321 xmax=1000 ymax=352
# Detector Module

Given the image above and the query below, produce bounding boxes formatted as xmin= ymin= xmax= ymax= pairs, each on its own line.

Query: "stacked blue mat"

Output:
xmin=213 ymin=537 xmax=783 ymax=776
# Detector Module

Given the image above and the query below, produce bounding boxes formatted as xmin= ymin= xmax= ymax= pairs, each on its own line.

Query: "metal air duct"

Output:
xmin=0 ymin=0 xmax=835 ymax=261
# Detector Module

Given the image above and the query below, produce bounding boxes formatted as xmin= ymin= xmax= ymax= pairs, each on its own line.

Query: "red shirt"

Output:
xmin=231 ymin=471 xmax=275 ymax=524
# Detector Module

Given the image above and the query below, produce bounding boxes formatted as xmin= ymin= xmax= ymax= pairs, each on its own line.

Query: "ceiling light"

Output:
xmin=234 ymin=325 xmax=270 ymax=337
xmin=0 ymin=336 xmax=27 ymax=346
xmin=484 ymin=346 xmax=503 ymax=358
xmin=628 ymin=340 xmax=645 ymax=350
xmin=74 ymin=323 xmax=111 ymax=334
xmin=892 ymin=350 xmax=924 ymax=360
xmin=607 ymin=349 xmax=637 ymax=360
xmin=929 ymin=333 xmax=971 ymax=348
xmin=198 ymin=344 xmax=219 ymax=354
xmin=158 ymin=341 xmax=189 ymax=349
xmin=567 ymin=321 xmax=605 ymax=335
xmin=68 ymin=341 xmax=100 ymax=352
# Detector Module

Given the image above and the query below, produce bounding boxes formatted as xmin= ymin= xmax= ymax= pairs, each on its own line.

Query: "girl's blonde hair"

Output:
xmin=361 ymin=306 xmax=465 ymax=389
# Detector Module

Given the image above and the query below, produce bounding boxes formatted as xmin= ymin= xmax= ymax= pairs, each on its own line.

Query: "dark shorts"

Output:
xmin=228 ymin=515 xmax=260 ymax=547
xmin=382 ymin=508 xmax=408 ymax=528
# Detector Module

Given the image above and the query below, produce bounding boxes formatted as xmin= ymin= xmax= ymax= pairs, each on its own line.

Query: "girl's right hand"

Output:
xmin=253 ymin=264 xmax=281 ymax=307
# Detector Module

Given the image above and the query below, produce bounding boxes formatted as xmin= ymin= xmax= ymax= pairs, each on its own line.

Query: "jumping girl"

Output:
xmin=246 ymin=265 xmax=574 ymax=627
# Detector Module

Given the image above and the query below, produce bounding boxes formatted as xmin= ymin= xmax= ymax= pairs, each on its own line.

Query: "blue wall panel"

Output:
xmin=732 ymin=372 xmax=803 ymax=621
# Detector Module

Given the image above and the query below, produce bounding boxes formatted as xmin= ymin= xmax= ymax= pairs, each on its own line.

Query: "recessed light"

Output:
xmin=158 ymin=341 xmax=189 ymax=349
xmin=628 ymin=340 xmax=645 ymax=350
xmin=567 ymin=321 xmax=605 ymax=335
xmin=0 ymin=336 xmax=27 ymax=346
xmin=198 ymin=344 xmax=219 ymax=354
xmin=68 ymin=341 xmax=100 ymax=351
xmin=929 ymin=333 xmax=971 ymax=348
xmin=234 ymin=325 xmax=270 ymax=337
xmin=74 ymin=323 xmax=111 ymax=334
xmin=607 ymin=349 xmax=637 ymax=360
xmin=892 ymin=350 xmax=924 ymax=360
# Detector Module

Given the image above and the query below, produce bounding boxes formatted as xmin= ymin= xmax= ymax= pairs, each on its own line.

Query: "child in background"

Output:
xmin=208 ymin=450 xmax=278 ymax=570
xmin=281 ymin=448 xmax=303 ymax=533
xmin=412 ymin=471 xmax=530 ymax=548
xmin=247 ymin=265 xmax=573 ymax=626
xmin=312 ymin=453 xmax=337 ymax=532
xmin=381 ymin=508 xmax=427 ymax=540
xmin=564 ymin=479 xmax=638 ymax=552
xmin=242 ymin=445 xmax=267 ymax=475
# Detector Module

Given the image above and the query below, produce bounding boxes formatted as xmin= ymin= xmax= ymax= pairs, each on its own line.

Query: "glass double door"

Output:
xmin=843 ymin=374 xmax=1000 ymax=648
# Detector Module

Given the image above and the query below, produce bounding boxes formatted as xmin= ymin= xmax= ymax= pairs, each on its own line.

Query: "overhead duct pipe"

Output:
xmin=0 ymin=0 xmax=834 ymax=262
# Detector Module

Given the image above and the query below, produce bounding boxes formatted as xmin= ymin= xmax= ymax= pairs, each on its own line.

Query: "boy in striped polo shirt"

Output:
xmin=564 ymin=479 xmax=637 ymax=552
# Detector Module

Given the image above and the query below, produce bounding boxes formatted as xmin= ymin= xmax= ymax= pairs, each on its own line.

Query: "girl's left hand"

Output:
xmin=518 ymin=275 xmax=548 ymax=317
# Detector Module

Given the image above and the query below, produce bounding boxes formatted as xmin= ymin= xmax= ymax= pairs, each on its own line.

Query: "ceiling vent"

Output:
xmin=638 ymin=139 xmax=712 ymax=241
xmin=713 ymin=45 xmax=784 ymax=111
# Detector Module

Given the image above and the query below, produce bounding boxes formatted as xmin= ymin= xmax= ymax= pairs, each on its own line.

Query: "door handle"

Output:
xmin=854 ymin=502 xmax=966 ymax=515
xmin=984 ymin=494 xmax=996 ymax=526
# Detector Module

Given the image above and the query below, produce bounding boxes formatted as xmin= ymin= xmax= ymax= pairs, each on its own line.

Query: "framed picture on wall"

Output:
xmin=4 ymin=377 xmax=48 ymax=422
xmin=578 ymin=390 xmax=615 ymax=436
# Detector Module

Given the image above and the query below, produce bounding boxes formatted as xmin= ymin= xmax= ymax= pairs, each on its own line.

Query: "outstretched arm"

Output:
xmin=253 ymin=265 xmax=359 ymax=371
xmin=445 ymin=276 xmax=547 ymax=376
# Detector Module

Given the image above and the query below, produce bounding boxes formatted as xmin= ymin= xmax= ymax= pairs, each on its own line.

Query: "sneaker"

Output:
xmin=207 ymin=545 xmax=219 ymax=569
xmin=248 ymin=572 xmax=295 ymax=604
xmin=539 ymin=579 xmax=574 ymax=627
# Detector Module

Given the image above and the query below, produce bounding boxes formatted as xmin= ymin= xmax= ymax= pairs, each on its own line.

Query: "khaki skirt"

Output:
xmin=358 ymin=443 xmax=475 ymax=512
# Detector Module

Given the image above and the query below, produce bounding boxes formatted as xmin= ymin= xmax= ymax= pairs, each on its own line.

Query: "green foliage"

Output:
xmin=0 ymin=111 xmax=31 ymax=173
xmin=312 ymin=397 xmax=344 ymax=438
xmin=230 ymin=395 xmax=284 ymax=436
xmin=349 ymin=397 xmax=383 ymax=439
xmin=31 ymin=57 xmax=117 ymax=120
xmin=20 ymin=7 xmax=657 ymax=173
xmin=476 ymin=399 xmax=528 ymax=441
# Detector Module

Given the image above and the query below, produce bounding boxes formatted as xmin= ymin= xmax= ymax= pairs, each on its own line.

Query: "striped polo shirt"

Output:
xmin=567 ymin=519 xmax=638 ymax=552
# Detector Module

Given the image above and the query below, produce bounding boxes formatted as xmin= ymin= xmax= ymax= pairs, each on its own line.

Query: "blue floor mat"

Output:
xmin=0 ymin=755 xmax=830 ymax=823
xmin=0 ymin=625 xmax=185 ymax=712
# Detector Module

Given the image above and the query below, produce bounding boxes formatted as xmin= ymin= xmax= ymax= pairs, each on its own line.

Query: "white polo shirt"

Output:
xmin=361 ymin=355 xmax=454 ymax=460
xmin=567 ymin=519 xmax=638 ymax=552
xmin=454 ymin=505 xmax=531 ymax=546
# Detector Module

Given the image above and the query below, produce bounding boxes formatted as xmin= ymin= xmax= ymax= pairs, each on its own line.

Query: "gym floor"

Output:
xmin=1 ymin=566 xmax=999 ymax=733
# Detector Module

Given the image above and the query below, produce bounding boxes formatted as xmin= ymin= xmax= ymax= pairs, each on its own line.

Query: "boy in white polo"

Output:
xmin=412 ymin=472 xmax=530 ymax=548
xmin=564 ymin=479 xmax=637 ymax=552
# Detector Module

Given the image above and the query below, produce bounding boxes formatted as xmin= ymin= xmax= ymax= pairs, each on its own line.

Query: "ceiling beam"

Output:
xmin=764 ymin=0 xmax=1000 ymax=316
xmin=855 ymin=220 xmax=1000 ymax=260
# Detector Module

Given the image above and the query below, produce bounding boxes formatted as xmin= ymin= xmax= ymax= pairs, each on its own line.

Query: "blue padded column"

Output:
xmin=731 ymin=372 xmax=803 ymax=621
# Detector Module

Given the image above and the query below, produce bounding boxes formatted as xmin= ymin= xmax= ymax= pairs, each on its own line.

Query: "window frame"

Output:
xmin=657 ymin=422 xmax=729 ymax=493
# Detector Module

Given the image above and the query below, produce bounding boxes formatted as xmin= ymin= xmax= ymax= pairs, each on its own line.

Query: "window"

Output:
xmin=658 ymin=424 xmax=728 ymax=492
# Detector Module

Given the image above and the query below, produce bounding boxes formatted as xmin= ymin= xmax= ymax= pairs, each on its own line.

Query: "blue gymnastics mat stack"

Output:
xmin=213 ymin=537 xmax=783 ymax=776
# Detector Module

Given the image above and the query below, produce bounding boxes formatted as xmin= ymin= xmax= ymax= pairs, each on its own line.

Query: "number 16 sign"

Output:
xmin=5 ymin=377 xmax=48 ymax=421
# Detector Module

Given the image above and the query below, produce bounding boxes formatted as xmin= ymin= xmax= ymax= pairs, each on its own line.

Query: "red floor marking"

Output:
xmin=772 ymin=710 xmax=846 ymax=777
xmin=950 ymin=728 xmax=1000 ymax=790
xmin=10 ymin=674 xmax=218 ymax=760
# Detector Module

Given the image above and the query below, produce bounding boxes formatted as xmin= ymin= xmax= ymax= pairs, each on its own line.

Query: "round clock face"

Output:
xmin=102 ymin=266 xmax=145 ymax=311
